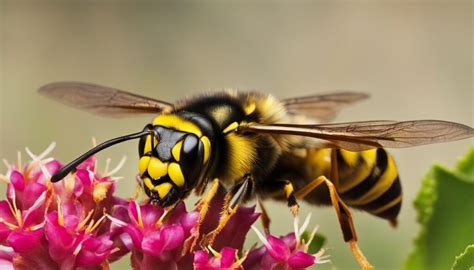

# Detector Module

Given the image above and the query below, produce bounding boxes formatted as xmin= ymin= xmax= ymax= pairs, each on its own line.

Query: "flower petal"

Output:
xmin=193 ymin=250 xmax=209 ymax=265
xmin=75 ymin=236 xmax=113 ymax=267
xmin=9 ymin=171 xmax=25 ymax=191
xmin=45 ymin=212 xmax=75 ymax=260
xmin=22 ymin=192 xmax=46 ymax=228
xmin=220 ymin=247 xmax=238 ymax=267
xmin=7 ymin=229 xmax=43 ymax=253
xmin=0 ymin=201 xmax=16 ymax=225
xmin=287 ymin=251 xmax=316 ymax=268
xmin=266 ymin=235 xmax=290 ymax=262
xmin=140 ymin=204 xmax=163 ymax=229
xmin=141 ymin=224 xmax=184 ymax=256
xmin=21 ymin=182 xmax=46 ymax=210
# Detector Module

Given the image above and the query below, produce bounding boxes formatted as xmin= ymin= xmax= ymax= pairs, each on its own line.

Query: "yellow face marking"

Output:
xmin=347 ymin=154 xmax=398 ymax=206
xmin=155 ymin=182 xmax=173 ymax=198
xmin=340 ymin=150 xmax=359 ymax=167
xmin=143 ymin=135 xmax=158 ymax=154
xmin=201 ymin=136 xmax=211 ymax=163
xmin=138 ymin=156 xmax=151 ymax=175
xmin=244 ymin=102 xmax=256 ymax=115
xmin=153 ymin=114 xmax=202 ymax=137
xmin=143 ymin=135 xmax=152 ymax=154
xmin=143 ymin=177 xmax=155 ymax=191
xmin=172 ymin=140 xmax=183 ymax=162
xmin=168 ymin=162 xmax=185 ymax=187
xmin=223 ymin=121 xmax=239 ymax=134
xmin=147 ymin=157 xmax=168 ymax=179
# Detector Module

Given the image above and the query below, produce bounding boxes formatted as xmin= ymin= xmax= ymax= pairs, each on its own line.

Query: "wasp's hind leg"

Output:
xmin=295 ymin=150 xmax=373 ymax=270
xmin=201 ymin=174 xmax=252 ymax=247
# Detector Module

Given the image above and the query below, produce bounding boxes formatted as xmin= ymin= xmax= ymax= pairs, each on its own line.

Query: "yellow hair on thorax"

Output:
xmin=224 ymin=133 xmax=257 ymax=183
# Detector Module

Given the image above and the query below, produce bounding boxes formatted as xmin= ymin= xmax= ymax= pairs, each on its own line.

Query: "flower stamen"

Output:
xmin=0 ymin=174 xmax=9 ymax=183
xmin=251 ymin=225 xmax=269 ymax=247
xmin=57 ymin=199 xmax=64 ymax=226
xmin=207 ymin=245 xmax=221 ymax=258
xmin=135 ymin=202 xmax=144 ymax=229
xmin=105 ymin=213 xmax=128 ymax=227
xmin=89 ymin=214 xmax=107 ymax=233
xmin=73 ymin=242 xmax=83 ymax=256
xmin=155 ymin=210 xmax=168 ymax=227
xmin=2 ymin=159 xmax=11 ymax=169
xmin=77 ymin=210 xmax=95 ymax=230
xmin=104 ymin=158 xmax=112 ymax=176
xmin=17 ymin=151 xmax=22 ymax=170
xmin=8 ymin=193 xmax=23 ymax=227
xmin=0 ymin=218 xmax=19 ymax=229
xmin=104 ymin=156 xmax=126 ymax=177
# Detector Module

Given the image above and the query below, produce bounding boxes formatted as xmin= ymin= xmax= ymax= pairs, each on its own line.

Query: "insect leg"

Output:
xmin=258 ymin=197 xmax=271 ymax=235
xmin=132 ymin=175 xmax=142 ymax=200
xmin=294 ymin=175 xmax=373 ymax=270
xmin=201 ymin=174 xmax=252 ymax=246
xmin=183 ymin=178 xmax=220 ymax=254
xmin=281 ymin=180 xmax=300 ymax=216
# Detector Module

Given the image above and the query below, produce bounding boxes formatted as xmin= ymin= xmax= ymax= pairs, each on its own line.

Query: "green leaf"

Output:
xmin=405 ymin=148 xmax=474 ymax=270
xmin=452 ymin=245 xmax=474 ymax=270
xmin=301 ymin=231 xmax=325 ymax=254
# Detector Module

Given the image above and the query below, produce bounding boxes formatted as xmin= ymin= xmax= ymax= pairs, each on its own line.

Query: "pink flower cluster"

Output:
xmin=0 ymin=144 xmax=327 ymax=269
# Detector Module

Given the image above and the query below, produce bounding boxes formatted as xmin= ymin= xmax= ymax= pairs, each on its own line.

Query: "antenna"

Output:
xmin=51 ymin=129 xmax=151 ymax=182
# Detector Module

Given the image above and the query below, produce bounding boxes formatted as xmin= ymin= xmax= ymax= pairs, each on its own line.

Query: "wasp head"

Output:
xmin=137 ymin=113 xmax=213 ymax=207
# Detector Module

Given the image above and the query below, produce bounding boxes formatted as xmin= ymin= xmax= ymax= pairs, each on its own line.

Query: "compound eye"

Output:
xmin=182 ymin=134 xmax=199 ymax=157
xmin=179 ymin=134 xmax=204 ymax=186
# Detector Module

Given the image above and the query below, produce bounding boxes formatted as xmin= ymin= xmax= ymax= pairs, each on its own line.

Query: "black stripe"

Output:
xmin=336 ymin=149 xmax=348 ymax=167
xmin=375 ymin=201 xmax=402 ymax=220
xmin=340 ymin=149 xmax=388 ymax=201
xmin=287 ymin=192 xmax=298 ymax=207
xmin=360 ymin=176 xmax=402 ymax=212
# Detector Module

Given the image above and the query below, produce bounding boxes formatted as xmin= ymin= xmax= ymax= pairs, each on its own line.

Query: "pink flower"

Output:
xmin=0 ymin=248 xmax=14 ymax=270
xmin=108 ymin=200 xmax=199 ymax=270
xmin=0 ymin=144 xmax=125 ymax=269
xmin=1 ymin=143 xmax=328 ymax=269
xmin=194 ymin=247 xmax=245 ymax=270
xmin=244 ymin=215 xmax=329 ymax=270
xmin=196 ymin=188 xmax=260 ymax=251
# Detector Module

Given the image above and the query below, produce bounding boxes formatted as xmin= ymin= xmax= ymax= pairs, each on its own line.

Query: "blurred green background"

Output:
xmin=0 ymin=1 xmax=472 ymax=269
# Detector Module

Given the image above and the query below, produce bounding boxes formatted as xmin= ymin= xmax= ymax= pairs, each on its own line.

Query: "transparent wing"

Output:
xmin=282 ymin=92 xmax=369 ymax=122
xmin=39 ymin=81 xmax=173 ymax=117
xmin=240 ymin=120 xmax=474 ymax=151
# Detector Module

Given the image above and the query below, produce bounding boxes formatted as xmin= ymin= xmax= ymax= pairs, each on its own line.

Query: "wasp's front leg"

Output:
xmin=182 ymin=178 xmax=220 ymax=254
xmin=200 ymin=174 xmax=252 ymax=247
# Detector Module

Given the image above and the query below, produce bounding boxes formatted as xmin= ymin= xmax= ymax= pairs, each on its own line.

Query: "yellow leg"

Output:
xmin=282 ymin=181 xmax=300 ymax=216
xmin=295 ymin=175 xmax=373 ymax=270
xmin=132 ymin=175 xmax=144 ymax=200
xmin=182 ymin=178 xmax=220 ymax=254
xmin=201 ymin=175 xmax=251 ymax=246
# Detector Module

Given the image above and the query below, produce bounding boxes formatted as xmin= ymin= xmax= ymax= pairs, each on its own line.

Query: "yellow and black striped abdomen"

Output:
xmin=307 ymin=148 xmax=402 ymax=222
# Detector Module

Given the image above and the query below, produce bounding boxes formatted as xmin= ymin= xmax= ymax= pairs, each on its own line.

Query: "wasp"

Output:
xmin=40 ymin=82 xmax=473 ymax=270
